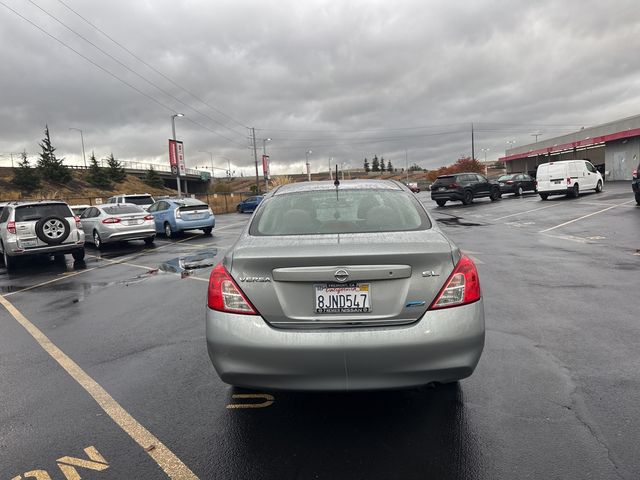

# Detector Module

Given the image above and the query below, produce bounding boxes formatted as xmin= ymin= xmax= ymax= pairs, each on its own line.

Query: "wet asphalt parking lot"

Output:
xmin=1 ymin=182 xmax=639 ymax=480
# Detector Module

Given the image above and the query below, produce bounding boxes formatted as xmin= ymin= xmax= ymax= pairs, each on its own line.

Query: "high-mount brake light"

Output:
xmin=429 ymin=255 xmax=481 ymax=310
xmin=208 ymin=263 xmax=258 ymax=315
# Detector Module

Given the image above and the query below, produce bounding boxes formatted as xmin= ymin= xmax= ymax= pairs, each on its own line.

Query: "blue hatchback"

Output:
xmin=147 ymin=198 xmax=215 ymax=238
xmin=236 ymin=195 xmax=263 ymax=213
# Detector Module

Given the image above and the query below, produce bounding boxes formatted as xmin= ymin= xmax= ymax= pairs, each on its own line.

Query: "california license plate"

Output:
xmin=20 ymin=239 xmax=38 ymax=248
xmin=314 ymin=283 xmax=371 ymax=314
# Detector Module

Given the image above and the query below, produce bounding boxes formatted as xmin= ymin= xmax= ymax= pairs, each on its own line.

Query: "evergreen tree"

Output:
xmin=144 ymin=165 xmax=164 ymax=188
xmin=87 ymin=152 xmax=112 ymax=189
xmin=363 ymin=158 xmax=370 ymax=173
xmin=37 ymin=125 xmax=71 ymax=183
xmin=380 ymin=156 xmax=386 ymax=172
xmin=12 ymin=150 xmax=40 ymax=191
xmin=371 ymin=155 xmax=380 ymax=172
xmin=105 ymin=153 xmax=126 ymax=182
xmin=387 ymin=160 xmax=393 ymax=172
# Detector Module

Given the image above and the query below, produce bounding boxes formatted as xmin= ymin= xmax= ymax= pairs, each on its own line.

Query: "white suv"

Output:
xmin=0 ymin=201 xmax=85 ymax=271
xmin=106 ymin=193 xmax=155 ymax=210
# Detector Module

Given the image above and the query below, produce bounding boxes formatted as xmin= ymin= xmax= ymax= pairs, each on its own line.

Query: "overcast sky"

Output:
xmin=1 ymin=0 xmax=640 ymax=175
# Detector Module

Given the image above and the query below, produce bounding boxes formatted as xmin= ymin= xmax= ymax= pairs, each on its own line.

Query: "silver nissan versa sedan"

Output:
xmin=206 ymin=179 xmax=485 ymax=391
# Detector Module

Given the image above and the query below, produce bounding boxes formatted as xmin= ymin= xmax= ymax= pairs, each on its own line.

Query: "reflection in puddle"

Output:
xmin=159 ymin=249 xmax=218 ymax=278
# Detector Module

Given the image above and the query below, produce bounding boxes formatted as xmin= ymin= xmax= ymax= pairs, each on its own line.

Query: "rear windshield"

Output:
xmin=251 ymin=189 xmax=431 ymax=236
xmin=15 ymin=204 xmax=72 ymax=222
xmin=102 ymin=205 xmax=144 ymax=214
xmin=434 ymin=176 xmax=456 ymax=185
xmin=498 ymin=175 xmax=515 ymax=181
xmin=124 ymin=195 xmax=154 ymax=205
xmin=174 ymin=198 xmax=206 ymax=207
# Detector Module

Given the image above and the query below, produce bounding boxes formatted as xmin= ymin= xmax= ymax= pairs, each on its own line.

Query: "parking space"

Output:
xmin=1 ymin=186 xmax=639 ymax=479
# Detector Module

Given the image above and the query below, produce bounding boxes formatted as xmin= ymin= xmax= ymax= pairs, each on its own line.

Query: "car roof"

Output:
xmin=272 ymin=179 xmax=404 ymax=195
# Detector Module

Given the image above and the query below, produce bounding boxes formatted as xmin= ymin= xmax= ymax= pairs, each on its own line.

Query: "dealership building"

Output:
xmin=499 ymin=114 xmax=640 ymax=180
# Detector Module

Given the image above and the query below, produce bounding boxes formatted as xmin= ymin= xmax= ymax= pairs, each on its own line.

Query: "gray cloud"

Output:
xmin=1 ymin=0 xmax=639 ymax=174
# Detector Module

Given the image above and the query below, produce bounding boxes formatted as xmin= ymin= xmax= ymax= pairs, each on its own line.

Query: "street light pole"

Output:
xmin=262 ymin=138 xmax=271 ymax=192
xmin=171 ymin=113 xmax=184 ymax=196
xmin=69 ymin=127 xmax=87 ymax=168
xmin=305 ymin=150 xmax=312 ymax=181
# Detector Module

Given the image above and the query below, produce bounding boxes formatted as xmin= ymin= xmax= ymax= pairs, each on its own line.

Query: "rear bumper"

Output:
xmin=4 ymin=241 xmax=84 ymax=257
xmin=174 ymin=216 xmax=215 ymax=232
xmin=102 ymin=228 xmax=156 ymax=243
xmin=539 ymin=188 xmax=572 ymax=196
xmin=430 ymin=191 xmax=464 ymax=202
xmin=206 ymin=299 xmax=485 ymax=391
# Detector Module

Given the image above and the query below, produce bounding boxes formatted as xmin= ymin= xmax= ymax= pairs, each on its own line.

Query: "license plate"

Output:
xmin=439 ymin=187 xmax=446 ymax=191
xmin=20 ymin=239 xmax=38 ymax=248
xmin=124 ymin=220 xmax=143 ymax=225
xmin=499 ymin=182 xmax=504 ymax=186
xmin=314 ymin=283 xmax=371 ymax=314
xmin=190 ymin=213 xmax=204 ymax=219
xmin=553 ymin=180 xmax=561 ymax=184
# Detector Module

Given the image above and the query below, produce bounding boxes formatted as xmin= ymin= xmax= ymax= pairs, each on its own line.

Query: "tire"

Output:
xmin=236 ymin=205 xmax=242 ymax=213
xmin=462 ymin=190 xmax=473 ymax=205
xmin=436 ymin=200 xmax=447 ymax=207
xmin=539 ymin=193 xmax=549 ymax=200
xmin=144 ymin=236 xmax=155 ymax=245
xmin=93 ymin=231 xmax=103 ymax=249
xmin=490 ymin=188 xmax=500 ymax=201
xmin=202 ymin=227 xmax=213 ymax=235
xmin=516 ymin=185 xmax=523 ymax=196
xmin=164 ymin=222 xmax=174 ymax=238
xmin=35 ymin=216 xmax=70 ymax=245
xmin=3 ymin=247 xmax=15 ymax=271
xmin=595 ymin=181 xmax=602 ymax=193
xmin=72 ymin=248 xmax=85 ymax=261
xmin=635 ymin=192 xmax=640 ymax=205
xmin=571 ymin=184 xmax=580 ymax=198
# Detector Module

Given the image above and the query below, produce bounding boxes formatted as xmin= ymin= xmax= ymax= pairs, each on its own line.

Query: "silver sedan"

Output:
xmin=80 ymin=204 xmax=156 ymax=248
xmin=206 ymin=179 xmax=485 ymax=391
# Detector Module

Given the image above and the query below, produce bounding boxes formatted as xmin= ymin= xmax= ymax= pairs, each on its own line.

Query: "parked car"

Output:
xmin=498 ymin=173 xmax=537 ymax=196
xmin=0 ymin=201 xmax=85 ymax=271
xmin=106 ymin=193 xmax=156 ymax=210
xmin=236 ymin=195 xmax=264 ymax=213
xmin=430 ymin=172 xmax=501 ymax=206
xmin=147 ymin=198 xmax=215 ymax=237
xmin=536 ymin=160 xmax=603 ymax=200
xmin=206 ymin=179 xmax=485 ymax=391
xmin=632 ymin=162 xmax=640 ymax=205
xmin=80 ymin=204 xmax=156 ymax=249
xmin=70 ymin=204 xmax=91 ymax=217
xmin=406 ymin=182 xmax=420 ymax=193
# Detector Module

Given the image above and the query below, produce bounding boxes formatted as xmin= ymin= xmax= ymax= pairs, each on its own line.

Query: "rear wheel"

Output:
xmin=516 ymin=185 xmax=523 ymax=196
xmin=436 ymin=200 xmax=447 ymax=207
xmin=539 ymin=193 xmax=549 ymax=200
xmin=93 ymin=231 xmax=103 ymax=249
xmin=144 ymin=236 xmax=155 ymax=245
xmin=3 ymin=248 xmax=15 ymax=271
xmin=571 ymin=184 xmax=580 ymax=198
xmin=595 ymin=180 xmax=603 ymax=193
xmin=462 ymin=190 xmax=473 ymax=205
xmin=164 ymin=222 xmax=174 ymax=238
xmin=635 ymin=192 xmax=640 ymax=205
xmin=72 ymin=249 xmax=85 ymax=262
xmin=202 ymin=227 xmax=213 ymax=235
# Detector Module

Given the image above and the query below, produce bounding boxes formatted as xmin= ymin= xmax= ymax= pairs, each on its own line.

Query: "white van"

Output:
xmin=536 ymin=160 xmax=603 ymax=200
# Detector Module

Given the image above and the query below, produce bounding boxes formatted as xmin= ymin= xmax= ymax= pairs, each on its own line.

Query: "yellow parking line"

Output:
xmin=0 ymin=295 xmax=198 ymax=480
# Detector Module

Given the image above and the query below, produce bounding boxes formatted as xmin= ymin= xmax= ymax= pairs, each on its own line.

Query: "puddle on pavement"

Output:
xmin=436 ymin=215 xmax=485 ymax=227
xmin=159 ymin=249 xmax=218 ymax=278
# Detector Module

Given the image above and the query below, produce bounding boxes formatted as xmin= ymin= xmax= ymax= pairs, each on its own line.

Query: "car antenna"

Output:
xmin=334 ymin=165 xmax=340 ymax=200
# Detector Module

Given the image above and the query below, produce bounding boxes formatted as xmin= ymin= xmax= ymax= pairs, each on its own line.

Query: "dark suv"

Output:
xmin=633 ymin=162 xmax=640 ymax=205
xmin=430 ymin=172 xmax=501 ymax=206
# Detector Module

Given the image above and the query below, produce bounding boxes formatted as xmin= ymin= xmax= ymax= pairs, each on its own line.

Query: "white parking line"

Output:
xmin=539 ymin=200 xmax=635 ymax=233
xmin=493 ymin=203 xmax=559 ymax=221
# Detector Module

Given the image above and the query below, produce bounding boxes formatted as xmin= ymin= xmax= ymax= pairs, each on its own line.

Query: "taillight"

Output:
xmin=174 ymin=207 xmax=182 ymax=219
xmin=144 ymin=215 xmax=154 ymax=220
xmin=208 ymin=263 xmax=258 ymax=315
xmin=7 ymin=221 xmax=16 ymax=234
xmin=449 ymin=182 xmax=459 ymax=188
xmin=633 ymin=169 xmax=638 ymax=179
xmin=102 ymin=217 xmax=121 ymax=224
xmin=535 ymin=181 xmax=538 ymax=187
xmin=429 ymin=255 xmax=481 ymax=310
xmin=566 ymin=177 xmax=572 ymax=184
xmin=506 ymin=180 xmax=513 ymax=184
xmin=74 ymin=215 xmax=81 ymax=228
